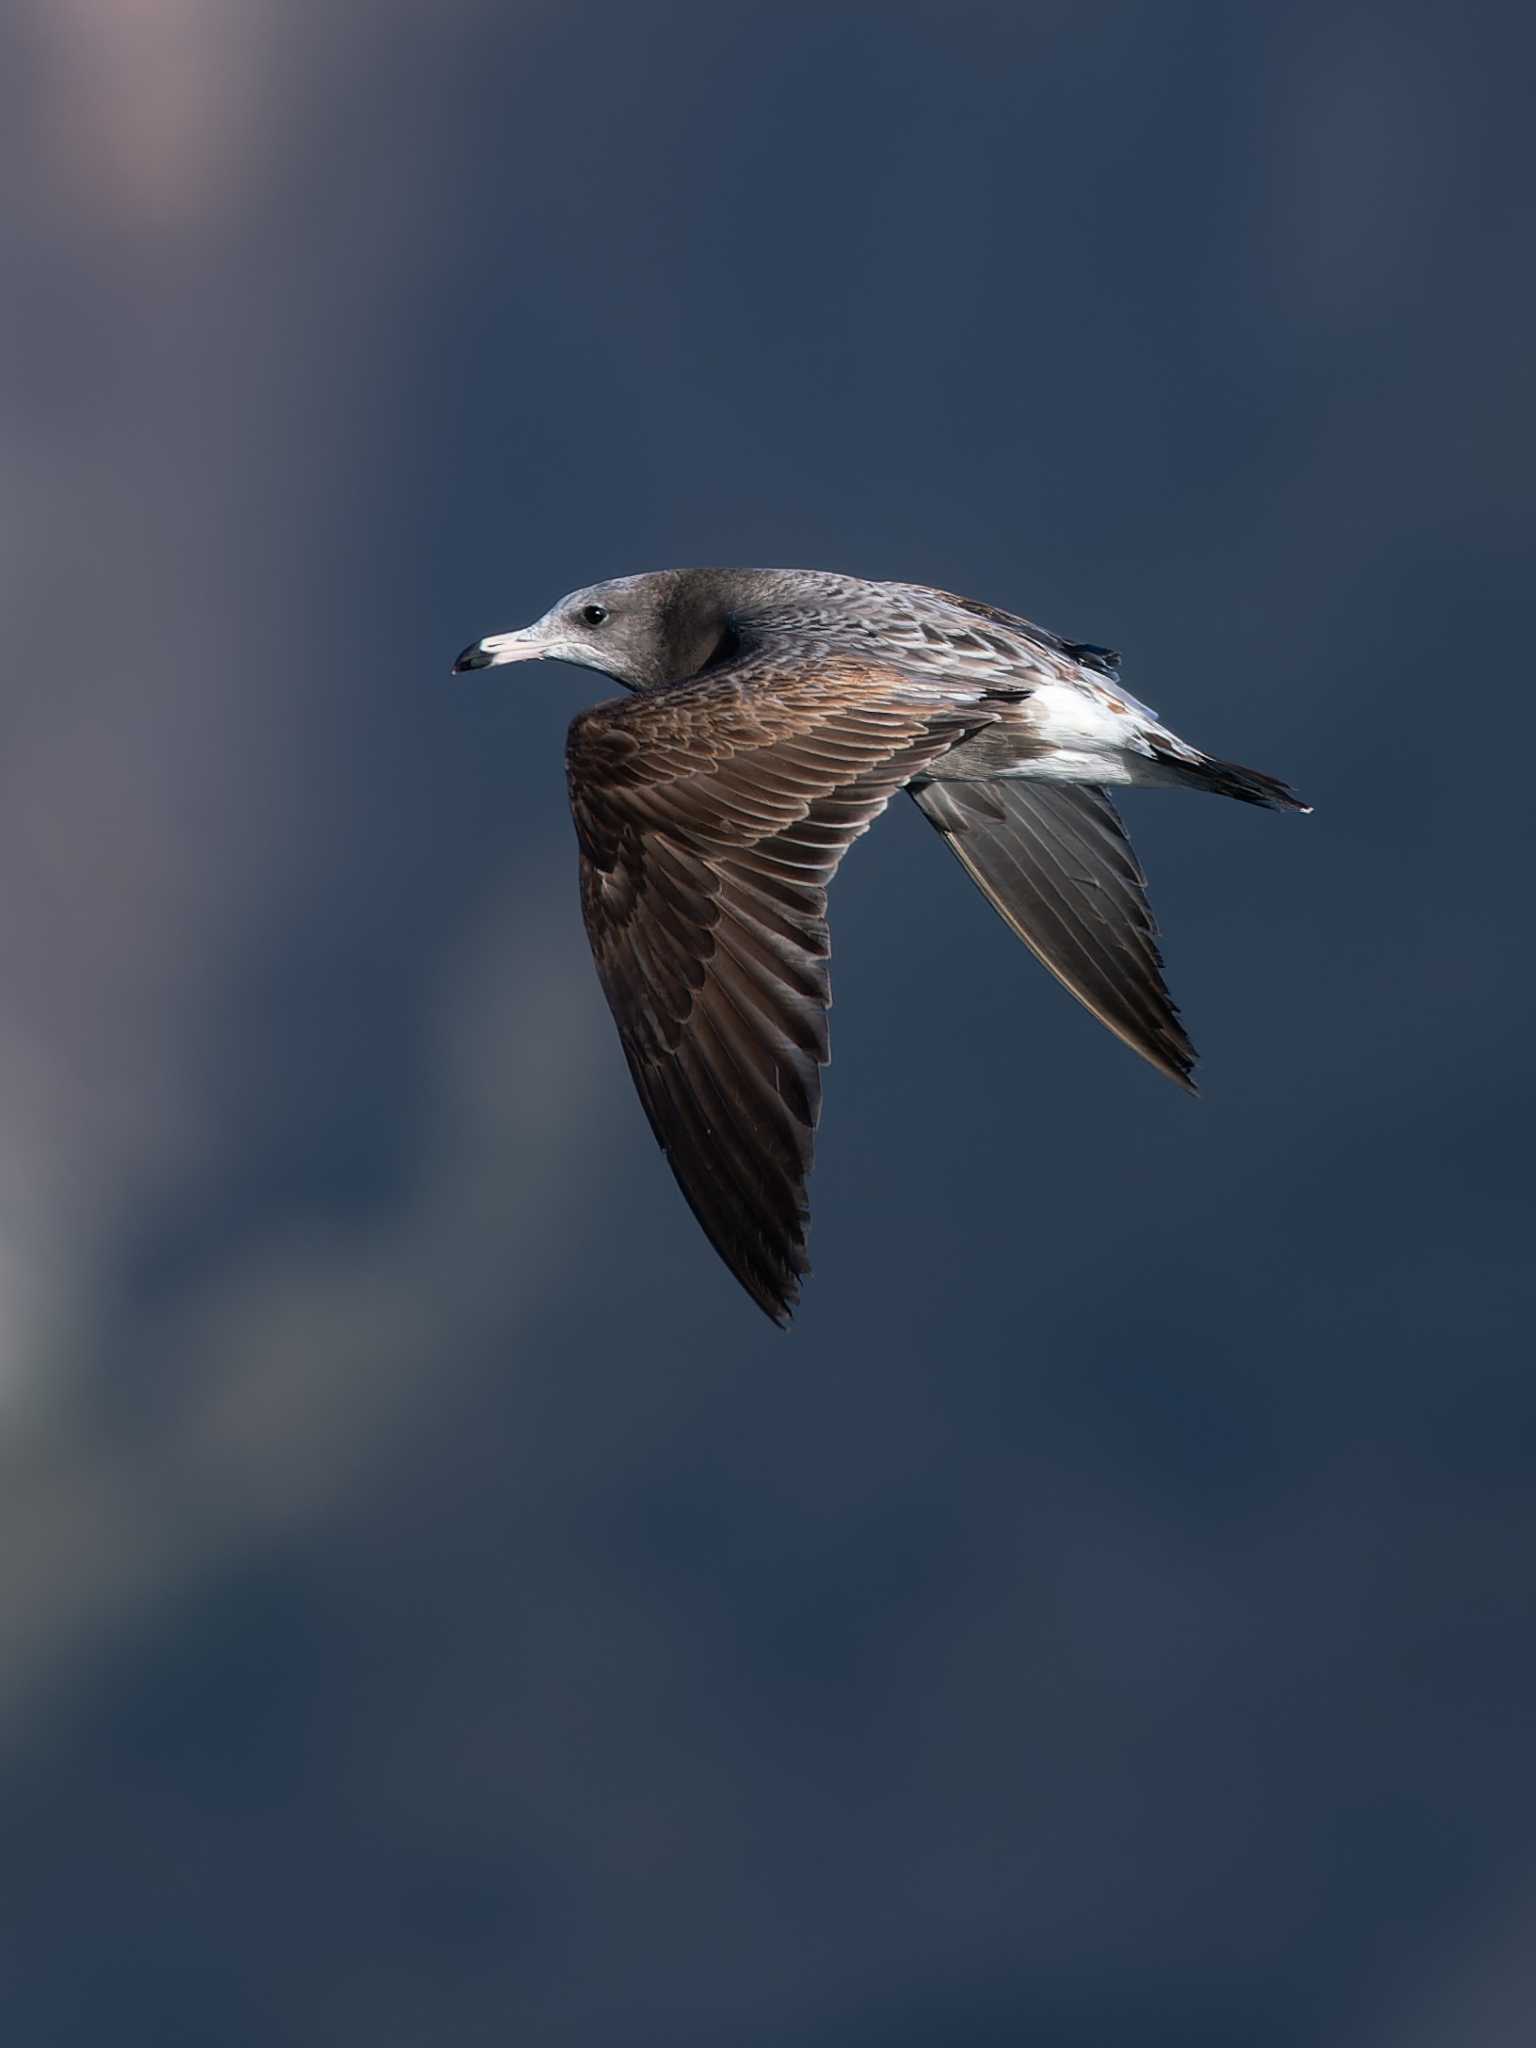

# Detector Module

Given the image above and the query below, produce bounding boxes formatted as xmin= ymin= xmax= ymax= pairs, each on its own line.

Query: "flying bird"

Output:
xmin=454 ymin=569 xmax=1306 ymax=1324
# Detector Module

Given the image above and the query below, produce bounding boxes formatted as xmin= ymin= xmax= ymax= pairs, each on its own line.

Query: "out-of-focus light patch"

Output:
xmin=0 ymin=1128 xmax=96 ymax=1414
xmin=31 ymin=0 xmax=269 ymax=231
xmin=0 ymin=1232 xmax=45 ymax=1404
xmin=0 ymin=920 xmax=610 ymax=1753
xmin=1357 ymin=1868 xmax=1536 ymax=2047
xmin=0 ymin=1186 xmax=110 ymax=1422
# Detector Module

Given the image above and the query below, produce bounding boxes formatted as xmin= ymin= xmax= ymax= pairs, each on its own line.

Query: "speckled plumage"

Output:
xmin=454 ymin=568 xmax=1307 ymax=1323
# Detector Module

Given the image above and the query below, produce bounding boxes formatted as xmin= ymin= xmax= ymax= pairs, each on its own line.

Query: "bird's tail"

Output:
xmin=1158 ymin=749 xmax=1311 ymax=813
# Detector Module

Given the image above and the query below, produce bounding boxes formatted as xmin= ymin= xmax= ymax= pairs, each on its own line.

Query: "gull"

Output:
xmin=454 ymin=569 xmax=1307 ymax=1323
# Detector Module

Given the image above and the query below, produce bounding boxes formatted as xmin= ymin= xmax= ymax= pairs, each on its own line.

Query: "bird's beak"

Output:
xmin=451 ymin=625 xmax=547 ymax=674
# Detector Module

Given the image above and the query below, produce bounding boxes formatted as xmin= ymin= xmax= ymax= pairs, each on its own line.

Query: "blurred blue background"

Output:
xmin=2 ymin=1 xmax=1534 ymax=2040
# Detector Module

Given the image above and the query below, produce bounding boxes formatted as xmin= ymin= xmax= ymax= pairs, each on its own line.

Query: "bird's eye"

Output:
xmin=580 ymin=603 xmax=609 ymax=627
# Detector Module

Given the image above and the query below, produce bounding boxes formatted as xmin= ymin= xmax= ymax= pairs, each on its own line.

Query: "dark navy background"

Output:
xmin=3 ymin=3 xmax=1534 ymax=2040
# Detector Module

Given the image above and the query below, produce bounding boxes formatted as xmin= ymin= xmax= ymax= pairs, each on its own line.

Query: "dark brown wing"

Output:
xmin=568 ymin=663 xmax=989 ymax=1323
xmin=910 ymin=778 xmax=1197 ymax=1091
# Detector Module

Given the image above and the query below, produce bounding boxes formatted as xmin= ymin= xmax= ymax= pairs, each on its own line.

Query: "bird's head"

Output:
xmin=453 ymin=569 xmax=743 ymax=692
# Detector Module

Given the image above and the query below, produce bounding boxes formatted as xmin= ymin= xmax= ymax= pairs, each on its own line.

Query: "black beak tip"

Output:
xmin=452 ymin=642 xmax=492 ymax=674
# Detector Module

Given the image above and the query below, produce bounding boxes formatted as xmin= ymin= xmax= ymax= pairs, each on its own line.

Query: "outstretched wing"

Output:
xmin=568 ymin=663 xmax=988 ymax=1323
xmin=910 ymin=777 xmax=1197 ymax=1091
